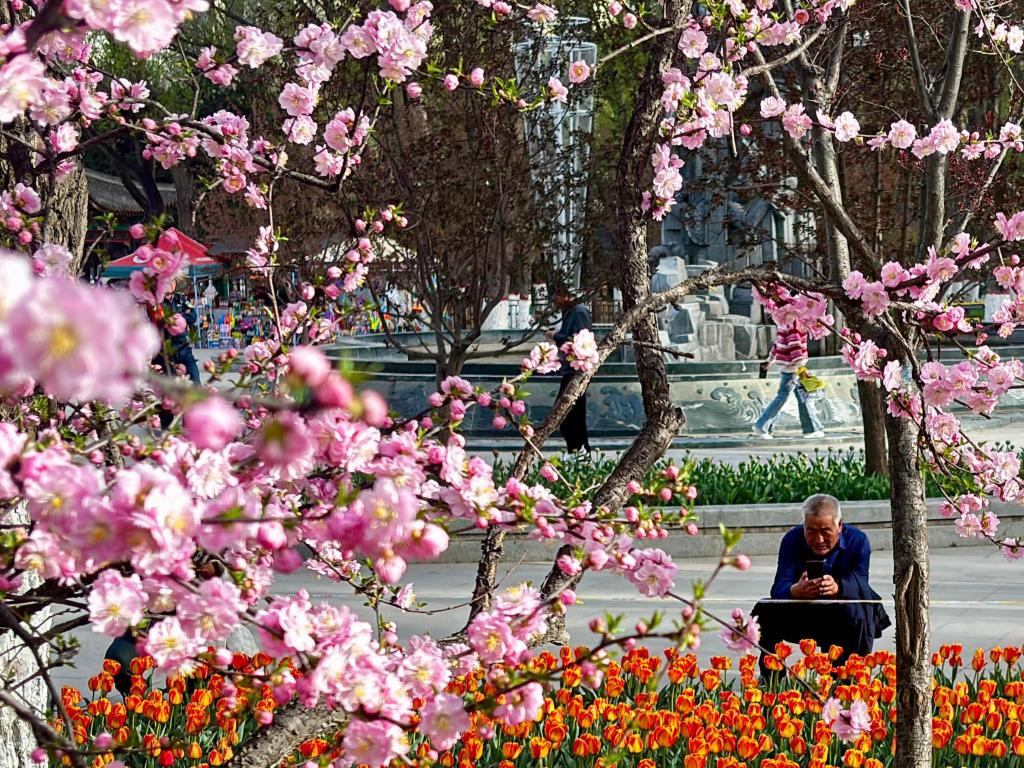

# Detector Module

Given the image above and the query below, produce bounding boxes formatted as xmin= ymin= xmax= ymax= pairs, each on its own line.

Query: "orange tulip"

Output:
xmin=501 ymin=742 xmax=522 ymax=759
xmin=624 ymin=730 xmax=644 ymax=753
xmin=1012 ymin=735 xmax=1024 ymax=756
xmin=529 ymin=737 xmax=550 ymax=759
xmin=736 ymin=736 xmax=760 ymax=759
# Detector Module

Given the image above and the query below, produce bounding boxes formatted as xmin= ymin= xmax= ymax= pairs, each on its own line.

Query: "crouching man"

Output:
xmin=752 ymin=493 xmax=891 ymax=678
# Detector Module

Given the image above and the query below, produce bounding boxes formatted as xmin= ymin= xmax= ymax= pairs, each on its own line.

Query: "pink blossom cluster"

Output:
xmin=309 ymin=208 xmax=408 ymax=292
xmin=719 ymin=607 xmax=760 ymax=654
xmin=125 ymin=230 xmax=193 ymax=307
xmin=822 ymin=697 xmax=872 ymax=743
xmin=315 ymin=107 xmax=371 ymax=178
xmin=634 ymin=0 xmax=851 ymax=219
xmin=561 ymin=328 xmax=600 ymax=372
xmin=754 ymin=284 xmax=834 ymax=339
xmin=0 ymin=250 xmax=158 ymax=402
xmin=0 ymin=183 xmax=41 ymax=247
xmin=521 ymin=341 xmax=561 ymax=375
xmin=973 ymin=6 xmax=1024 ymax=55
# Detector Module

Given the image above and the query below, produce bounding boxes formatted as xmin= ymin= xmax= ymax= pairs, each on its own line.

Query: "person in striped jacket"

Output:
xmin=751 ymin=325 xmax=825 ymax=439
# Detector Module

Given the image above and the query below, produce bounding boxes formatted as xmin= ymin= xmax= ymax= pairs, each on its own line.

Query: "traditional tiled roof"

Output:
xmin=86 ymin=168 xmax=177 ymax=215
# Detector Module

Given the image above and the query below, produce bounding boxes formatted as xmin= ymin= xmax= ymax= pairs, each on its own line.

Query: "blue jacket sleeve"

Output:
xmin=770 ymin=531 xmax=802 ymax=599
xmin=837 ymin=532 xmax=872 ymax=599
xmin=553 ymin=308 xmax=585 ymax=346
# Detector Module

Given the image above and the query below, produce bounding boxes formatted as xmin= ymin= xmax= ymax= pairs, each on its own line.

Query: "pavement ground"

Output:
xmin=57 ymin=545 xmax=1022 ymax=695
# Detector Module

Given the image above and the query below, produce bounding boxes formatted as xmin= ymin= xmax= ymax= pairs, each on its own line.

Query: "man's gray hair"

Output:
xmin=803 ymin=493 xmax=842 ymax=522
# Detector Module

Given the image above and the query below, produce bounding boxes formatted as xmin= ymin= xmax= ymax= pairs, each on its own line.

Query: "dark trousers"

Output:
xmin=752 ymin=599 xmax=874 ymax=680
xmin=157 ymin=347 xmax=201 ymax=429
xmin=558 ymin=374 xmax=590 ymax=452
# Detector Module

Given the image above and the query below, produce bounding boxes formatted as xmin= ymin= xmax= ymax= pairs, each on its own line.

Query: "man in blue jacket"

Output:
xmin=752 ymin=494 xmax=891 ymax=678
xmin=545 ymin=283 xmax=592 ymax=452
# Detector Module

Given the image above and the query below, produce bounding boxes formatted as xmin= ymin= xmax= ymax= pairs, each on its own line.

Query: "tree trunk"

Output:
xmin=0 ymin=504 xmax=51 ymax=768
xmin=886 ymin=411 xmax=931 ymax=768
xmin=857 ymin=380 xmax=889 ymax=476
xmin=46 ymin=166 xmax=89 ymax=275
xmin=171 ymin=163 xmax=197 ymax=236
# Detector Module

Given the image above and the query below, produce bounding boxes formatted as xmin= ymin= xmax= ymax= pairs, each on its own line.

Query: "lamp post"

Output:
xmin=514 ymin=18 xmax=597 ymax=293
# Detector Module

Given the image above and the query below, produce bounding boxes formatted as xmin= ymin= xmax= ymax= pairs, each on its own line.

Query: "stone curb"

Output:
xmin=433 ymin=498 xmax=1023 ymax=563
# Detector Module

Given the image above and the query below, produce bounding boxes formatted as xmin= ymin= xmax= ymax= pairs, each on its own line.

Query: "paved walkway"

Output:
xmin=56 ymin=546 xmax=1024 ymax=695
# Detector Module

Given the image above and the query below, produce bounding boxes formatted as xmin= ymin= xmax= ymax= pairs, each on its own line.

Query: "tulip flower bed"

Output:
xmin=415 ymin=643 xmax=1024 ymax=768
xmin=63 ymin=642 xmax=1024 ymax=768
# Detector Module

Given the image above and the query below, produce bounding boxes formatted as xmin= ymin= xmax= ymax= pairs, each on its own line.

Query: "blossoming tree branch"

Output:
xmin=2 ymin=0 xmax=1024 ymax=766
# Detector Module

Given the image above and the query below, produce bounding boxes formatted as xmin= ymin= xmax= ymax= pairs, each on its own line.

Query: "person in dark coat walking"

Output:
xmin=752 ymin=493 xmax=890 ymax=679
xmin=150 ymin=278 xmax=201 ymax=429
xmin=546 ymin=284 xmax=592 ymax=452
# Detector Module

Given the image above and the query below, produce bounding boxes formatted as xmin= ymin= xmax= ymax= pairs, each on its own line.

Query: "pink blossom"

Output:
xmin=719 ymin=610 xmax=759 ymax=654
xmin=49 ymin=123 xmax=79 ymax=153
xmin=928 ymin=119 xmax=961 ymax=154
xmin=623 ymin=12 xmax=638 ymax=28
xmin=882 ymin=361 xmax=903 ymax=391
xmin=177 ymin=577 xmax=244 ymax=643
xmin=782 ymin=103 xmax=812 ymax=139
xmin=567 ymin=60 xmax=591 ymax=84
xmin=527 ymin=3 xmax=557 ymax=22
xmin=184 ymin=397 xmax=241 ymax=451
xmin=343 ymin=720 xmax=409 ymax=768
xmin=13 ymin=182 xmax=41 ymax=214
xmin=419 ymin=693 xmax=470 ymax=750
xmin=1001 ymin=538 xmax=1023 ymax=561
xmin=828 ymin=699 xmax=872 ymax=742
xmin=627 ymin=548 xmax=676 ymax=596
xmin=469 ymin=67 xmax=485 ymax=87
xmin=32 ymin=244 xmax=72 ymax=278
xmin=995 ymin=211 xmax=1024 ymax=242
xmin=7 ymin=279 xmax=159 ymax=402
xmin=0 ymin=54 xmax=50 ymax=122
xmin=859 ymin=282 xmax=890 ymax=317
xmin=759 ymin=96 xmax=786 ymax=118
xmin=87 ymin=570 xmax=147 ymax=636
xmin=406 ymin=81 xmax=423 ymax=99
xmin=557 ymin=553 xmax=582 ymax=575
xmin=562 ymin=328 xmax=600 ymax=371
xmin=142 ymin=617 xmax=200 ymax=672
xmin=279 ymin=82 xmax=317 ymax=116
xmin=235 ymin=26 xmax=284 ymax=68
xmin=888 ymin=119 xmax=917 ymax=149
xmin=547 ymin=76 xmax=568 ymax=103
xmin=468 ymin=612 xmax=521 ymax=663
xmin=679 ymin=27 xmax=709 ymax=58
xmin=493 ymin=681 xmax=544 ymax=726
xmin=842 ymin=270 xmax=867 ymax=299
xmin=833 ymin=111 xmax=860 ymax=142
xmin=443 ymin=74 xmax=459 ymax=91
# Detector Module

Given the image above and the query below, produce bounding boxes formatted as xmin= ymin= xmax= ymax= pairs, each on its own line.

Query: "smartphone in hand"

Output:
xmin=805 ymin=560 xmax=825 ymax=580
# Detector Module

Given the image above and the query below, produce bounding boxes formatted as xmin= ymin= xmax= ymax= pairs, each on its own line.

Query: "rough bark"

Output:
xmin=0 ymin=504 xmax=51 ymax=768
xmin=858 ymin=380 xmax=889 ymax=476
xmin=886 ymin=411 xmax=931 ymax=768
xmin=171 ymin=163 xmax=197 ymax=236
xmin=45 ymin=167 xmax=90 ymax=275
xmin=0 ymin=83 xmax=87 ymax=274
xmin=225 ymin=703 xmax=348 ymax=768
